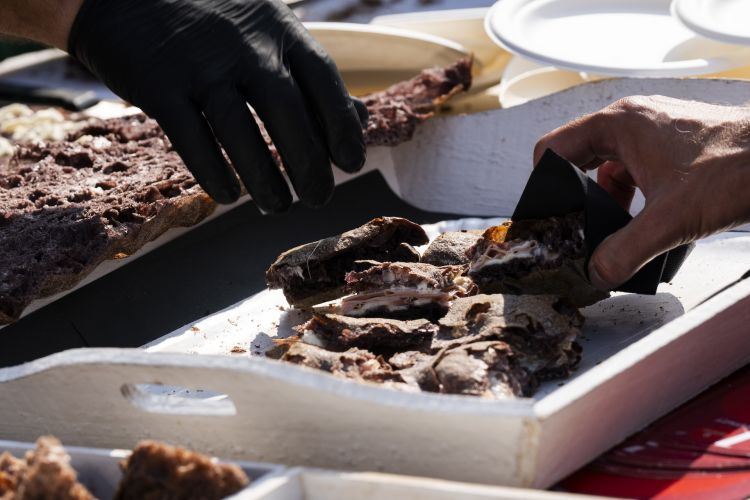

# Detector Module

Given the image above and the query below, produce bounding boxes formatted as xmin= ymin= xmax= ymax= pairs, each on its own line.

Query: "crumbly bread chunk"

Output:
xmin=114 ymin=441 xmax=249 ymax=500
xmin=278 ymin=293 xmax=583 ymax=398
xmin=0 ymin=436 xmax=94 ymax=500
xmin=362 ymin=57 xmax=473 ymax=146
xmin=0 ymin=452 xmax=24 ymax=499
xmin=281 ymin=342 xmax=401 ymax=384
xmin=421 ymin=230 xmax=482 ymax=266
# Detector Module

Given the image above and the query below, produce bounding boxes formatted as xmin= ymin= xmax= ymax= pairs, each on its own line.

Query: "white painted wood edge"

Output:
xmin=232 ymin=467 xmax=614 ymax=499
xmin=0 ymin=347 xmax=535 ymax=417
xmin=534 ymin=276 xmax=750 ymax=418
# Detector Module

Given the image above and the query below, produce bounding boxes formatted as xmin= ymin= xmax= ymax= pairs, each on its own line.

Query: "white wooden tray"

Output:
xmin=1 ymin=248 xmax=750 ymax=489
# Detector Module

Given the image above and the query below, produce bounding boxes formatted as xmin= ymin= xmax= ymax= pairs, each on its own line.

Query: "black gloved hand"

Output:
xmin=68 ymin=0 xmax=367 ymax=212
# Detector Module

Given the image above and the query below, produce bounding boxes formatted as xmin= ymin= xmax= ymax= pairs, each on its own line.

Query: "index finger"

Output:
xmin=533 ymin=107 xmax=620 ymax=169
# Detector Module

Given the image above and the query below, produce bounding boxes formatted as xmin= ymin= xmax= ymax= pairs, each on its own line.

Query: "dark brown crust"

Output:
xmin=0 ymin=115 xmax=216 ymax=324
xmin=281 ymin=342 xmax=400 ymax=383
xmin=435 ymin=294 xmax=583 ymax=376
xmin=114 ymin=441 xmax=249 ymax=500
xmin=432 ymin=340 xmax=537 ymax=397
xmin=362 ymin=57 xmax=473 ymax=146
xmin=298 ymin=313 xmax=437 ymax=352
xmin=467 ymin=213 xmax=610 ymax=307
xmin=277 ymin=291 xmax=583 ymax=398
xmin=421 ymin=230 xmax=482 ymax=266
xmin=265 ymin=217 xmax=428 ymax=307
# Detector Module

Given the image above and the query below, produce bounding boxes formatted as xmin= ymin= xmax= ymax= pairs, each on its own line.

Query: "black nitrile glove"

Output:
xmin=68 ymin=0 xmax=367 ymax=212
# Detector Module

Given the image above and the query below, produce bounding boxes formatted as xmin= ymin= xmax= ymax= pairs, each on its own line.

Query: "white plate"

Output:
xmin=305 ymin=22 xmax=473 ymax=95
xmin=672 ymin=0 xmax=750 ymax=47
xmin=484 ymin=0 xmax=750 ymax=77
xmin=498 ymin=56 xmax=590 ymax=107
xmin=371 ymin=8 xmax=511 ymax=90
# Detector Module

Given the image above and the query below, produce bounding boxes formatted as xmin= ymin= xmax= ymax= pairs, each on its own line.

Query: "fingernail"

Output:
xmin=588 ymin=261 xmax=611 ymax=291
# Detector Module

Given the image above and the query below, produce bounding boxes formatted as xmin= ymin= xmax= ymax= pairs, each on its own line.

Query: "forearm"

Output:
xmin=0 ymin=0 xmax=84 ymax=50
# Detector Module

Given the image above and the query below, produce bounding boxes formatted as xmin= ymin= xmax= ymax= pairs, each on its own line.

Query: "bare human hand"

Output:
xmin=534 ymin=95 xmax=750 ymax=291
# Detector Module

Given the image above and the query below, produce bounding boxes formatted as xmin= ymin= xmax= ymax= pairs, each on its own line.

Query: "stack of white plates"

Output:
xmin=485 ymin=0 xmax=750 ymax=107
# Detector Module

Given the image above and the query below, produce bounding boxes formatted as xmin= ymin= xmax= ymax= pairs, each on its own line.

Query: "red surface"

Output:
xmin=559 ymin=364 xmax=750 ymax=499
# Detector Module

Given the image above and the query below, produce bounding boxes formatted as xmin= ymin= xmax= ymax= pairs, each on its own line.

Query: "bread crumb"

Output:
xmin=230 ymin=346 xmax=247 ymax=354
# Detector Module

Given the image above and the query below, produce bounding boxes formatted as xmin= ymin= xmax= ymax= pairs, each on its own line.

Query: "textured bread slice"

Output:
xmin=0 ymin=115 xmax=216 ymax=324
xmin=266 ymin=217 xmax=429 ymax=307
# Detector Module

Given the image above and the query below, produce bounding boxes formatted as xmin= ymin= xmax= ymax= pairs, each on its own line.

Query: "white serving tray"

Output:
xmin=1 ymin=231 xmax=750 ymax=490
xmin=0 ymin=440 xmax=282 ymax=500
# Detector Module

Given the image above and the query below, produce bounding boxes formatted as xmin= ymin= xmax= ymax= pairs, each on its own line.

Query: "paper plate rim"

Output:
xmin=672 ymin=0 xmax=750 ymax=47
xmin=484 ymin=0 xmax=750 ymax=77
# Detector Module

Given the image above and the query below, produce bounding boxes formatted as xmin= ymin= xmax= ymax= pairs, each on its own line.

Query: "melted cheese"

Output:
xmin=471 ymin=240 xmax=559 ymax=272
xmin=0 ymin=104 xmax=84 ymax=155
xmin=341 ymin=289 xmax=451 ymax=316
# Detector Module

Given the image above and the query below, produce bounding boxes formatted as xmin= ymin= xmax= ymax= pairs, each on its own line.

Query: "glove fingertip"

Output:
xmin=298 ymin=172 xmax=334 ymax=208
xmin=202 ymin=177 xmax=242 ymax=205
xmin=335 ymin=139 xmax=367 ymax=174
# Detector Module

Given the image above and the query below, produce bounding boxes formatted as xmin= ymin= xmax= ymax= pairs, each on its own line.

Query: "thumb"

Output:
xmin=587 ymin=208 xmax=675 ymax=290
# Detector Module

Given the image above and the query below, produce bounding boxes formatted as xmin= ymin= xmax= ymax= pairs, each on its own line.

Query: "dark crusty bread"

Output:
xmin=420 ymin=230 xmax=482 ymax=266
xmin=0 ymin=115 xmax=217 ymax=324
xmin=266 ymin=217 xmax=428 ymax=307
xmin=466 ymin=213 xmax=609 ymax=307
xmin=363 ymin=57 xmax=473 ymax=146
xmin=297 ymin=313 xmax=438 ymax=353
xmin=114 ymin=441 xmax=249 ymax=500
